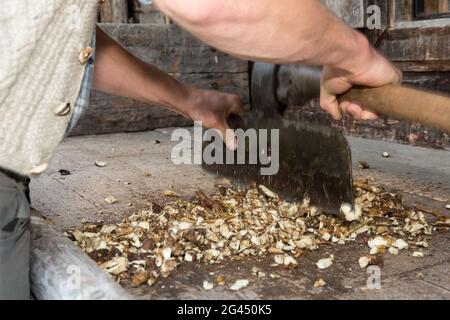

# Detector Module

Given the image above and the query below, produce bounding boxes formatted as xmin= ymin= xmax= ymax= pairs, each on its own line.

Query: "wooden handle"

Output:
xmin=340 ymin=85 xmax=450 ymax=133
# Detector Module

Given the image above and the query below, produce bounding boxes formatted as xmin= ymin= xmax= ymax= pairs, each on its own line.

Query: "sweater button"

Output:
xmin=54 ymin=102 xmax=71 ymax=116
xmin=79 ymin=47 xmax=93 ymax=65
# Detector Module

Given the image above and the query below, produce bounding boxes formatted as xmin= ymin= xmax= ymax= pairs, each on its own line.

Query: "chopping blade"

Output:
xmin=202 ymin=63 xmax=354 ymax=214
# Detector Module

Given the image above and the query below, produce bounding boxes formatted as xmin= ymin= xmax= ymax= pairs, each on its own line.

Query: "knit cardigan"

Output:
xmin=0 ymin=0 xmax=98 ymax=176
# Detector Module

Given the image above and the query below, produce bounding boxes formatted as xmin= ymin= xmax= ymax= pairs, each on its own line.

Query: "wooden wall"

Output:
xmin=97 ymin=0 xmax=171 ymax=24
xmin=322 ymin=0 xmax=365 ymax=27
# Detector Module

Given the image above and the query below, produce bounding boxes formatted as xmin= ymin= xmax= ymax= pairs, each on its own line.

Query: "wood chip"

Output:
xmin=283 ymin=255 xmax=298 ymax=268
xmin=314 ymin=278 xmax=326 ymax=288
xmin=340 ymin=203 xmax=362 ymax=222
xmin=393 ymin=239 xmax=408 ymax=250
xmin=358 ymin=161 xmax=370 ymax=169
xmin=230 ymin=279 xmax=249 ymax=291
xmin=259 ymin=185 xmax=278 ymax=199
xmin=359 ymin=256 xmax=370 ymax=268
xmin=388 ymin=247 xmax=399 ymax=256
xmin=216 ymin=275 xmax=226 ymax=286
xmin=316 ymin=257 xmax=333 ymax=270
xmin=131 ymin=270 xmax=148 ymax=287
xmin=274 ymin=255 xmax=285 ymax=265
xmin=100 ymin=257 xmax=128 ymax=275
xmin=164 ymin=190 xmax=179 ymax=197
xmin=368 ymin=236 xmax=388 ymax=249
xmin=95 ymin=161 xmax=107 ymax=167
xmin=203 ymin=280 xmax=214 ymax=290
xmin=104 ymin=195 xmax=118 ymax=204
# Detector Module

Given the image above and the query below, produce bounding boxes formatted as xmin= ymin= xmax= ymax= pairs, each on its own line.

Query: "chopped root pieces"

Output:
xmin=104 ymin=195 xmax=118 ymax=204
xmin=358 ymin=161 xmax=370 ymax=169
xmin=203 ymin=280 xmax=214 ymax=290
xmin=230 ymin=279 xmax=250 ymax=291
xmin=216 ymin=275 xmax=226 ymax=286
xmin=358 ymin=256 xmax=370 ymax=269
xmin=340 ymin=203 xmax=362 ymax=222
xmin=66 ymin=179 xmax=441 ymax=288
xmin=259 ymin=185 xmax=278 ymax=199
xmin=316 ymin=256 xmax=333 ymax=270
xmin=163 ymin=190 xmax=180 ymax=197
xmin=314 ymin=278 xmax=326 ymax=288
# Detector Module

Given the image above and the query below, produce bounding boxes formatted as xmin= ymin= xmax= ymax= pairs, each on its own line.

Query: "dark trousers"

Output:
xmin=0 ymin=170 xmax=30 ymax=300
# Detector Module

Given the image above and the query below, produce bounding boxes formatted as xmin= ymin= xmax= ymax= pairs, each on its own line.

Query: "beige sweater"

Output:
xmin=0 ymin=1 xmax=98 ymax=176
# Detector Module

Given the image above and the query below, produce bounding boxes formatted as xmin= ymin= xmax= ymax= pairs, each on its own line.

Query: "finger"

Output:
xmin=215 ymin=122 xmax=237 ymax=151
xmin=224 ymin=128 xmax=237 ymax=151
xmin=340 ymin=101 xmax=378 ymax=120
xmin=340 ymin=101 xmax=363 ymax=119
xmin=361 ymin=110 xmax=379 ymax=120
xmin=229 ymin=96 xmax=245 ymax=115
xmin=320 ymin=88 xmax=342 ymax=120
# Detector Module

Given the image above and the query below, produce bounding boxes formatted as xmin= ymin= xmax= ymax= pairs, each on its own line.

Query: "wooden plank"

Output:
xmin=129 ymin=0 xmax=170 ymax=24
xmin=424 ymin=0 xmax=449 ymax=15
xmin=390 ymin=0 xmax=414 ymax=23
xmin=70 ymin=72 xmax=249 ymax=136
xmin=402 ymin=71 xmax=450 ymax=93
xmin=99 ymin=23 xmax=248 ymax=74
xmin=363 ymin=0 xmax=388 ymax=45
xmin=440 ymin=0 xmax=450 ymax=13
xmin=394 ymin=60 xmax=450 ymax=72
xmin=377 ymin=24 xmax=450 ymax=61
xmin=99 ymin=0 xmax=129 ymax=23
xmin=425 ymin=0 xmax=440 ymax=15
xmin=322 ymin=0 xmax=365 ymax=27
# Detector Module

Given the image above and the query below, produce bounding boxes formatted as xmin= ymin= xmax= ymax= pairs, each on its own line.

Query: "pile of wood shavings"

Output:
xmin=66 ymin=178 xmax=449 ymax=289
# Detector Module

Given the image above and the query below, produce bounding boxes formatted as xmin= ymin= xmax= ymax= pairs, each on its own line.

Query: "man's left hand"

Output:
xmin=184 ymin=88 xmax=244 ymax=150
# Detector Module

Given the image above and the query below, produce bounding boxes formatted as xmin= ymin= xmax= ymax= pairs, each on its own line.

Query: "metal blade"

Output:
xmin=202 ymin=62 xmax=354 ymax=214
xmin=202 ymin=114 xmax=354 ymax=214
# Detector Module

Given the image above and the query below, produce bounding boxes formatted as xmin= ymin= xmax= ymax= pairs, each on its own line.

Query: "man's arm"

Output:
xmin=154 ymin=0 xmax=401 ymax=120
xmin=93 ymin=26 xmax=243 ymax=149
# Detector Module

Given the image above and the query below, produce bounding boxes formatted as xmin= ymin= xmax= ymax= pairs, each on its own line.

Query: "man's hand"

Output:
xmin=94 ymin=26 xmax=243 ymax=150
xmin=184 ymin=88 xmax=244 ymax=150
xmin=320 ymin=47 xmax=402 ymax=121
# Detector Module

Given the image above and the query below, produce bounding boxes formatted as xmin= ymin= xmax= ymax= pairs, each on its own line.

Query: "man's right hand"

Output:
xmin=320 ymin=45 xmax=402 ymax=121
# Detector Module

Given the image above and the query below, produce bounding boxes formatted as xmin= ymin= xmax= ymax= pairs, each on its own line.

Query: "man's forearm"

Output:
xmin=154 ymin=0 xmax=373 ymax=73
xmin=93 ymin=26 xmax=190 ymax=118
xmin=92 ymin=25 xmax=245 ymax=146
